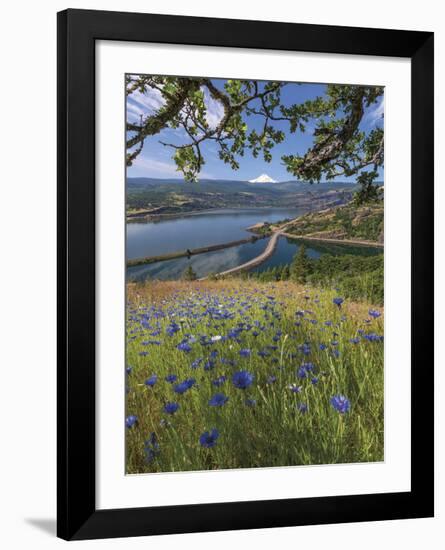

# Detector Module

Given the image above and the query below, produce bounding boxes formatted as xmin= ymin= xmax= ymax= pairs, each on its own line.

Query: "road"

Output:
xmin=198 ymin=224 xmax=291 ymax=280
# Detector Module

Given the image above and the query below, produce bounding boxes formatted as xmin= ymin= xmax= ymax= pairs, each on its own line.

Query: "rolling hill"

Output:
xmin=126 ymin=177 xmax=371 ymax=218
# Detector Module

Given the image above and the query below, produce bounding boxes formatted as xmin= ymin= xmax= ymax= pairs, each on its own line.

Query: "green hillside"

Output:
xmin=281 ymin=201 xmax=384 ymax=243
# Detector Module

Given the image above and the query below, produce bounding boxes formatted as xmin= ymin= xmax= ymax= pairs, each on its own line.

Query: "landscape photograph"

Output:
xmin=125 ymin=74 xmax=384 ymax=474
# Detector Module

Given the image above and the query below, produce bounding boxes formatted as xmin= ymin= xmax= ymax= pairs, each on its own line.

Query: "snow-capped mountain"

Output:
xmin=248 ymin=173 xmax=277 ymax=184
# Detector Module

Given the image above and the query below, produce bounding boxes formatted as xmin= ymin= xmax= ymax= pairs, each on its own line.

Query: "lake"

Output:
xmin=126 ymin=208 xmax=382 ymax=281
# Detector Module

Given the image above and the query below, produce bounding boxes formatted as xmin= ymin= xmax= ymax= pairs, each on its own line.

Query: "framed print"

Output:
xmin=57 ymin=9 xmax=434 ymax=540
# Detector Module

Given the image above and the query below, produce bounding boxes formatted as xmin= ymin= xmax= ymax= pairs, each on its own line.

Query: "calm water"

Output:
xmin=127 ymin=207 xmax=304 ymax=259
xmin=126 ymin=208 xmax=381 ymax=282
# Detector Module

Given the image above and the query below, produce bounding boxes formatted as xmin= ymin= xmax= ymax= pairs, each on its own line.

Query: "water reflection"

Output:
xmin=126 ymin=207 xmax=304 ymax=260
xmin=127 ymin=236 xmax=382 ymax=282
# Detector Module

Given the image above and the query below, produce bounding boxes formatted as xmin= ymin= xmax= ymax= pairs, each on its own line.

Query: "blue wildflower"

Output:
xmin=333 ymin=297 xmax=344 ymax=308
xmin=221 ymin=358 xmax=236 ymax=366
xmin=297 ymin=362 xmax=314 ymax=379
xmin=212 ymin=375 xmax=227 ymax=387
xmin=199 ymin=428 xmax=219 ymax=448
xmin=267 ymin=375 xmax=277 ymax=384
xmin=177 ymin=341 xmax=192 ymax=353
xmin=166 ymin=322 xmax=180 ymax=336
xmin=297 ymin=366 xmax=308 ymax=379
xmin=330 ymin=394 xmax=351 ymax=414
xmin=349 ymin=337 xmax=360 ymax=344
xmin=144 ymin=432 xmax=160 ymax=463
xmin=232 ymin=370 xmax=254 ymax=390
xmin=165 ymin=374 xmax=177 ymax=383
xmin=298 ymin=343 xmax=311 ymax=356
xmin=239 ymin=348 xmax=251 ymax=357
xmin=297 ymin=403 xmax=308 ymax=414
xmin=125 ymin=415 xmax=138 ymax=428
xmin=173 ymin=378 xmax=196 ymax=394
xmin=369 ymin=309 xmax=381 ymax=319
xmin=145 ymin=374 xmax=157 ymax=387
xmin=163 ymin=402 xmax=180 ymax=415
xmin=191 ymin=358 xmax=203 ymax=369
xmin=363 ymin=332 xmax=384 ymax=342
xmin=204 ymin=360 xmax=215 ymax=371
xmin=208 ymin=393 xmax=229 ymax=407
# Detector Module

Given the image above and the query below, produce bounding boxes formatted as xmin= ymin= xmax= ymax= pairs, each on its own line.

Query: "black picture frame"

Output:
xmin=57 ymin=8 xmax=434 ymax=541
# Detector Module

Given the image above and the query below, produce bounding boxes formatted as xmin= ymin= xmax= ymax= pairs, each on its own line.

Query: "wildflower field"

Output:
xmin=126 ymin=280 xmax=384 ymax=473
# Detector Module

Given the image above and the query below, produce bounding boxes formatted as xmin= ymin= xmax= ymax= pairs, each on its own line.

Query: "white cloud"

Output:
xmin=202 ymin=87 xmax=225 ymax=130
xmin=132 ymin=155 xmax=180 ymax=177
xmin=128 ymin=86 xmax=165 ymax=119
xmin=366 ymin=97 xmax=384 ymax=127
xmin=131 ymin=153 xmax=212 ymax=180
xmin=127 ymin=102 xmax=143 ymax=117
xmin=126 ymin=101 xmax=145 ymax=123
xmin=127 ymin=84 xmax=166 ymax=125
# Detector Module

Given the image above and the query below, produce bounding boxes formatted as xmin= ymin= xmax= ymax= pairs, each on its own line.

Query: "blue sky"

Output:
xmin=127 ymin=78 xmax=384 ymax=182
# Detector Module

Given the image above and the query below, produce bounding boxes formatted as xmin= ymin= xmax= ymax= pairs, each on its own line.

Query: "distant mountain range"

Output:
xmin=127 ymin=177 xmax=363 ymax=193
xmin=126 ymin=177 xmax=381 ymax=218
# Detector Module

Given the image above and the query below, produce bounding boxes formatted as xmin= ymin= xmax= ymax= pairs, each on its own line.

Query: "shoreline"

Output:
xmin=126 ymin=205 xmax=310 ymax=223
xmin=198 ymin=220 xmax=296 ymax=280
xmin=127 ymin=234 xmax=267 ymax=267
xmin=198 ymin=230 xmax=282 ymax=280
xmin=281 ymin=233 xmax=383 ymax=248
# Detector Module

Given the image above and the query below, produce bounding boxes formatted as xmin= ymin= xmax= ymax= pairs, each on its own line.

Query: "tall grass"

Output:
xmin=126 ymin=280 xmax=384 ymax=473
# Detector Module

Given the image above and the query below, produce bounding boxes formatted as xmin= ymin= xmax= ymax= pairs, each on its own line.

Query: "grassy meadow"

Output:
xmin=125 ymin=279 xmax=384 ymax=474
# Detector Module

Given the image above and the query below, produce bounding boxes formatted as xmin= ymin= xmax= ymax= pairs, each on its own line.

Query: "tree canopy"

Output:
xmin=291 ymin=244 xmax=312 ymax=283
xmin=126 ymin=75 xmax=384 ymax=196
